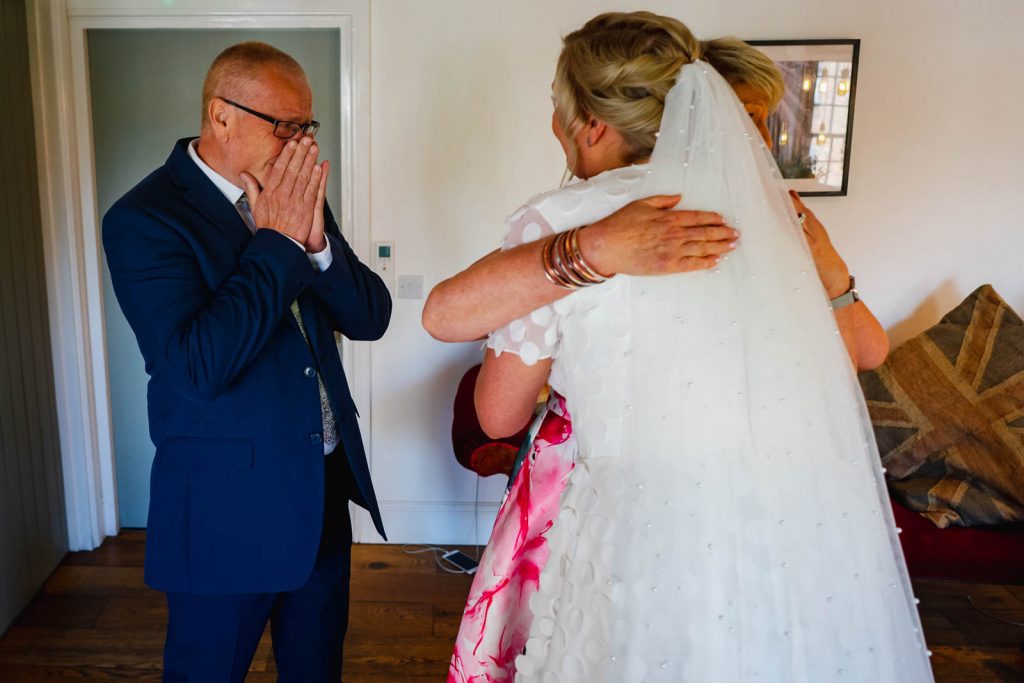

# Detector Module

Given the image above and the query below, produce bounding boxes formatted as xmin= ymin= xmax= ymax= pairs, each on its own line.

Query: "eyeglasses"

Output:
xmin=220 ymin=97 xmax=320 ymax=139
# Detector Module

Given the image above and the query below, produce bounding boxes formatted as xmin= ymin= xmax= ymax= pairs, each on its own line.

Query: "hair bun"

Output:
xmin=553 ymin=12 xmax=702 ymax=165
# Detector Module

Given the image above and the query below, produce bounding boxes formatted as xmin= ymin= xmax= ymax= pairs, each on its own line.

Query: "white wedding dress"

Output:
xmin=487 ymin=62 xmax=934 ymax=682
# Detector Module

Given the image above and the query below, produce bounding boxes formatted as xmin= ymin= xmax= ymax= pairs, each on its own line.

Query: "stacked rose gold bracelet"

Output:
xmin=541 ymin=227 xmax=613 ymax=289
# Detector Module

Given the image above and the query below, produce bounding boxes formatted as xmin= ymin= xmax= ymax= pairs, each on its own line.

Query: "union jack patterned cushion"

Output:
xmin=859 ymin=285 xmax=1024 ymax=528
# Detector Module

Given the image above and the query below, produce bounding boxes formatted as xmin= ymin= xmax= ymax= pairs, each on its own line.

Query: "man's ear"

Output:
xmin=208 ymin=97 xmax=231 ymax=140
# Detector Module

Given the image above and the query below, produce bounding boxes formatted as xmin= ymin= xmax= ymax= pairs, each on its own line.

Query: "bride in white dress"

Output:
xmin=475 ymin=12 xmax=934 ymax=683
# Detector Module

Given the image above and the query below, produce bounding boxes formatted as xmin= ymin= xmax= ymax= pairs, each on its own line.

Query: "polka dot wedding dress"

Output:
xmin=487 ymin=62 xmax=934 ymax=682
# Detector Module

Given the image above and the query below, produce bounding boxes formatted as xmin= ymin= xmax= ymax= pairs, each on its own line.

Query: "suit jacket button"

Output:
xmin=310 ymin=433 xmax=323 ymax=445
xmin=304 ymin=366 xmax=316 ymax=378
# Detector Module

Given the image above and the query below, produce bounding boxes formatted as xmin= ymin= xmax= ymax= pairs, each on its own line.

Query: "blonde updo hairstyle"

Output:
xmin=553 ymin=14 xmax=786 ymax=172
xmin=701 ymin=37 xmax=784 ymax=110
xmin=552 ymin=11 xmax=702 ymax=169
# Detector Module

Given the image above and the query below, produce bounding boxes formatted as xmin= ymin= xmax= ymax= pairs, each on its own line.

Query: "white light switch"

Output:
xmin=397 ymin=274 xmax=424 ymax=300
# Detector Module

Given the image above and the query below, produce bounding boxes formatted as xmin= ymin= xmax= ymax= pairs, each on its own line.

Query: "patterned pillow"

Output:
xmin=859 ymin=285 xmax=1024 ymax=528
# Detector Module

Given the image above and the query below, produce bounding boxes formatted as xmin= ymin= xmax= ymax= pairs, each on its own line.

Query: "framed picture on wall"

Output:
xmin=746 ymin=39 xmax=860 ymax=196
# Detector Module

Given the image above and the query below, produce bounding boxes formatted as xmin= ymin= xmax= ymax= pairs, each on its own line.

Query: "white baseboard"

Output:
xmin=351 ymin=500 xmax=501 ymax=546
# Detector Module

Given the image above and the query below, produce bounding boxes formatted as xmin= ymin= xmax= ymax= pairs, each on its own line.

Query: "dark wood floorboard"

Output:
xmin=0 ymin=533 xmax=1020 ymax=681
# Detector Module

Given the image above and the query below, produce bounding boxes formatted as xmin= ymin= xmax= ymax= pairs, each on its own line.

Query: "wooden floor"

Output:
xmin=0 ymin=532 xmax=1021 ymax=682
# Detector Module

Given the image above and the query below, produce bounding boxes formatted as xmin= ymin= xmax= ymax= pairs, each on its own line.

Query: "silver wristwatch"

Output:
xmin=830 ymin=275 xmax=860 ymax=310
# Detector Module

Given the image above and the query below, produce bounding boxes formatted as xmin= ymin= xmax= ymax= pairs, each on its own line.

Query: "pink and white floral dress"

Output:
xmin=448 ymin=207 xmax=575 ymax=683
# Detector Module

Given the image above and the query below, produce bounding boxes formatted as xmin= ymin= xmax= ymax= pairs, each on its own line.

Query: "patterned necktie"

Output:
xmin=234 ymin=195 xmax=338 ymax=454
xmin=235 ymin=195 xmax=257 ymax=234
xmin=289 ymin=301 xmax=339 ymax=454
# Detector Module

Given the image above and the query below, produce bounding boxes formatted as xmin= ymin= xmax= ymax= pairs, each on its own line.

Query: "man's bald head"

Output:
xmin=200 ymin=41 xmax=308 ymax=131
xmin=195 ymin=41 xmax=314 ymax=190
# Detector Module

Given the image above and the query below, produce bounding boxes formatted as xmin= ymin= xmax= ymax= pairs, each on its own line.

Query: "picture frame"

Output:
xmin=746 ymin=39 xmax=860 ymax=196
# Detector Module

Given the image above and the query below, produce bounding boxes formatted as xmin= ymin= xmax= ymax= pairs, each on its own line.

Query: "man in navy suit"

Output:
xmin=102 ymin=42 xmax=390 ymax=682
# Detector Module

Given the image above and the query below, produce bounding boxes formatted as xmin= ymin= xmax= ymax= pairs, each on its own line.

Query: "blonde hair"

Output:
xmin=553 ymin=14 xmax=786 ymax=170
xmin=701 ymin=37 xmax=784 ymax=110
xmin=201 ymin=41 xmax=306 ymax=129
xmin=553 ymin=11 xmax=702 ymax=167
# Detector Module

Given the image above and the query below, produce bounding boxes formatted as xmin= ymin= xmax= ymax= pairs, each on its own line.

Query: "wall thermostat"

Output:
xmin=372 ymin=241 xmax=395 ymax=294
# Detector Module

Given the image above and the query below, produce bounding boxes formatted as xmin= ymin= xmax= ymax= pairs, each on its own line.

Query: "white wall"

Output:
xmin=365 ymin=0 xmax=1024 ymax=543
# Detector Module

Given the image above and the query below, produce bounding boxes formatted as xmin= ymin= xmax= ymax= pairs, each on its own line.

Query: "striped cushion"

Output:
xmin=859 ymin=285 xmax=1024 ymax=527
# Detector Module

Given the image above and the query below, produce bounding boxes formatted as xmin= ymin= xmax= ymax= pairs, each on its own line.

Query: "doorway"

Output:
xmin=87 ymin=28 xmax=345 ymax=527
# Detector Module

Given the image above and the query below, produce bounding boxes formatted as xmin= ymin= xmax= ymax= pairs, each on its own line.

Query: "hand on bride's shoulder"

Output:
xmin=580 ymin=195 xmax=740 ymax=277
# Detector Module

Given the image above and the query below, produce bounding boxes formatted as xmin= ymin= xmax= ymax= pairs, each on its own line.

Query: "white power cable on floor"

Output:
xmin=401 ymin=475 xmax=485 ymax=574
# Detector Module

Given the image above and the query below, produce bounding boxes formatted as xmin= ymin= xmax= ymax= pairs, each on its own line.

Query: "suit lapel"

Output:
xmin=165 ymin=138 xmax=305 ymax=339
xmin=296 ymin=294 xmax=328 ymax=363
xmin=165 ymin=138 xmax=252 ymax=255
xmin=182 ymin=186 xmax=252 ymax=255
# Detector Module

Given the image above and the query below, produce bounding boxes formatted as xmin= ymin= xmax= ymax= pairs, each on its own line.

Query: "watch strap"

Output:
xmin=830 ymin=275 xmax=860 ymax=310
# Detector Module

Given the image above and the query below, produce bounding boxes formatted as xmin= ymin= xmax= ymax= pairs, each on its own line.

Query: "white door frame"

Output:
xmin=26 ymin=0 xmax=373 ymax=550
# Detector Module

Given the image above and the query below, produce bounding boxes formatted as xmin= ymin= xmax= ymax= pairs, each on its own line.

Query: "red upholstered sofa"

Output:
xmin=453 ymin=365 xmax=1024 ymax=582
xmin=890 ymin=499 xmax=1024 ymax=582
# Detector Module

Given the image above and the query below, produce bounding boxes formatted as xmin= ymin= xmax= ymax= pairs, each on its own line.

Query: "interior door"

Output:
xmin=88 ymin=28 xmax=342 ymax=527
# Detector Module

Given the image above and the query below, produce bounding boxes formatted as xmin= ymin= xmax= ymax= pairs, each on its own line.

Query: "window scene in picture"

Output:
xmin=750 ymin=40 xmax=859 ymax=196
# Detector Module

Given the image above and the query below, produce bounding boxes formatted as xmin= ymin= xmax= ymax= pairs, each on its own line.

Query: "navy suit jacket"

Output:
xmin=103 ymin=138 xmax=390 ymax=595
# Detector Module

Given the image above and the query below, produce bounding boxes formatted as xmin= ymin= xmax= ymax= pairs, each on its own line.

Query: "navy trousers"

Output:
xmin=162 ymin=451 xmax=355 ymax=682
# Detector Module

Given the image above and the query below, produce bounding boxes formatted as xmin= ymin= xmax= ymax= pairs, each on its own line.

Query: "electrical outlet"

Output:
xmin=397 ymin=274 xmax=423 ymax=300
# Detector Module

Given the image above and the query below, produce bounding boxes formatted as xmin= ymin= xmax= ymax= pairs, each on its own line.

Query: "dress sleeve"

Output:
xmin=485 ymin=206 xmax=568 ymax=366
